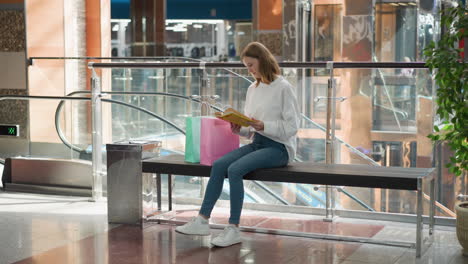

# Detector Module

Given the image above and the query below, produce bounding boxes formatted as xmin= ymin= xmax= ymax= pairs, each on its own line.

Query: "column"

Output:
xmin=253 ymin=0 xmax=283 ymax=57
xmin=130 ymin=0 xmax=166 ymax=56
xmin=0 ymin=0 xmax=28 ymax=157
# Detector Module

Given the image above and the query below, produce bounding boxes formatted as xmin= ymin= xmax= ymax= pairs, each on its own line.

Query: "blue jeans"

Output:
xmin=199 ymin=133 xmax=289 ymax=224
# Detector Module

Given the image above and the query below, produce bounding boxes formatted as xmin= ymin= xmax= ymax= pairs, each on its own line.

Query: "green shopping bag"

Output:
xmin=185 ymin=116 xmax=201 ymax=163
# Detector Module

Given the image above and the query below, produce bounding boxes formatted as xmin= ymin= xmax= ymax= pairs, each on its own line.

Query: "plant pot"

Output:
xmin=456 ymin=201 xmax=468 ymax=256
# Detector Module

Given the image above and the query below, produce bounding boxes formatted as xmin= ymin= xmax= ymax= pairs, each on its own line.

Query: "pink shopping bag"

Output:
xmin=200 ymin=117 xmax=240 ymax=166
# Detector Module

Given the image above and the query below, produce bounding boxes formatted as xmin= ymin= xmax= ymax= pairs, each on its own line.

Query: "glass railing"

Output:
xmin=1 ymin=58 xmax=458 ymax=226
xmin=86 ymin=60 xmax=455 ymax=222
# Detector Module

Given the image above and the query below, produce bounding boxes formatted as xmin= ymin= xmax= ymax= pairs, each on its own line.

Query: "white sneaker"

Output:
xmin=211 ymin=225 xmax=242 ymax=247
xmin=175 ymin=216 xmax=211 ymax=236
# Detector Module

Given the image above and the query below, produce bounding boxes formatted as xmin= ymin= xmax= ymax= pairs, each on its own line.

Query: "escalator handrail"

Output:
xmin=59 ymin=90 xmax=223 ymax=111
xmin=251 ymin=181 xmax=290 ymax=205
xmin=103 ymin=98 xmax=185 ymax=136
xmin=337 ymin=187 xmax=375 ymax=212
xmin=300 ymin=114 xmax=380 ymax=166
xmin=54 ymin=97 xmax=187 ymax=153
xmin=0 ymin=95 xmax=186 ymax=154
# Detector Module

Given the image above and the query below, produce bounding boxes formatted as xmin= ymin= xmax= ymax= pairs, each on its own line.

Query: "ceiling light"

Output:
xmin=166 ymin=19 xmax=223 ymax=25
xmin=148 ymin=76 xmax=164 ymax=79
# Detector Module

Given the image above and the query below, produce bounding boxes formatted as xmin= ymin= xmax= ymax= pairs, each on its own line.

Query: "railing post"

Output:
xmin=324 ymin=61 xmax=337 ymax=221
xmin=199 ymin=61 xmax=209 ymax=197
xmin=295 ymin=0 xmax=312 ymax=115
xmin=200 ymin=62 xmax=210 ymax=115
xmin=91 ymin=68 xmax=103 ymax=201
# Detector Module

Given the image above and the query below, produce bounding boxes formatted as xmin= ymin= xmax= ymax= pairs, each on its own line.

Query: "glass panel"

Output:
xmin=23 ymin=58 xmax=93 ymax=160
xmin=313 ymin=3 xmax=342 ymax=76
xmin=375 ymin=3 xmax=417 ymax=62
xmin=372 ymin=71 xmax=418 ymax=132
xmin=417 ymin=10 xmax=436 ymax=60
xmin=313 ymin=4 xmax=342 ymax=62
xmin=332 ymin=67 xmax=455 ymax=217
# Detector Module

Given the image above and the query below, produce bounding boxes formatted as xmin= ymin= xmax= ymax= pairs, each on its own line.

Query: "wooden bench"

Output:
xmin=141 ymin=154 xmax=435 ymax=257
xmin=106 ymin=147 xmax=435 ymax=258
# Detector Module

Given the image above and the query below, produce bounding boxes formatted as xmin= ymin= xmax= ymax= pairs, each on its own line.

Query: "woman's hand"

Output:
xmin=230 ymin=122 xmax=241 ymax=133
xmin=249 ymin=118 xmax=264 ymax=131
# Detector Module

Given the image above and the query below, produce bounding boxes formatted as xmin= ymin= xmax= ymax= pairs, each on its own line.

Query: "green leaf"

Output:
xmin=425 ymin=2 xmax=468 ymax=177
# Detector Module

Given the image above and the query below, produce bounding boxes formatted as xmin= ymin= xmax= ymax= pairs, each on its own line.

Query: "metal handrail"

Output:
xmin=29 ymin=56 xmax=254 ymax=84
xmin=0 ymin=95 xmax=91 ymax=101
xmin=89 ymin=61 xmax=428 ymax=69
xmin=31 ymin=57 xmax=428 ymax=70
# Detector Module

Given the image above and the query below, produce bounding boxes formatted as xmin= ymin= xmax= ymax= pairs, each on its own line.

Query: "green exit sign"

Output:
xmin=0 ymin=125 xmax=19 ymax=137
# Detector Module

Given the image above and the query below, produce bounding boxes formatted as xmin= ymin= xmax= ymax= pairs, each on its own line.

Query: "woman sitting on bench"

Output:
xmin=176 ymin=41 xmax=300 ymax=247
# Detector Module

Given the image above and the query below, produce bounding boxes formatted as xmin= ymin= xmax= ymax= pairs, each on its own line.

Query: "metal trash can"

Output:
xmin=106 ymin=140 xmax=161 ymax=225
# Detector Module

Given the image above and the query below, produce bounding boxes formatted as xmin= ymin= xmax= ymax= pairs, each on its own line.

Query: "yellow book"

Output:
xmin=214 ymin=108 xmax=254 ymax=127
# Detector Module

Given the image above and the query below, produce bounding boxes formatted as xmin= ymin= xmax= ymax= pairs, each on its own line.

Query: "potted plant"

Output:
xmin=423 ymin=1 xmax=467 ymax=255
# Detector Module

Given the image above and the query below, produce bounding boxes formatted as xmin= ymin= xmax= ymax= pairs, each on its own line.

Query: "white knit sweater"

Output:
xmin=238 ymin=76 xmax=300 ymax=162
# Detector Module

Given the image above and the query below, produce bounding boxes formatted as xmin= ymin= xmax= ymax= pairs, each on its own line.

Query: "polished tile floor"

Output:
xmin=0 ymin=191 xmax=465 ymax=264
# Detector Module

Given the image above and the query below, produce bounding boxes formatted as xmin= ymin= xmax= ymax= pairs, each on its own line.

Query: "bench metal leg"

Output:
xmin=429 ymin=178 xmax=435 ymax=235
xmin=168 ymin=174 xmax=173 ymax=211
xmin=416 ymin=178 xmax=423 ymax=258
xmin=324 ymin=185 xmax=336 ymax=222
xmin=156 ymin=173 xmax=162 ymax=211
xmin=415 ymin=177 xmax=437 ymax=258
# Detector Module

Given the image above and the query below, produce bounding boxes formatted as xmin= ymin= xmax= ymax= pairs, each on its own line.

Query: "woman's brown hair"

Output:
xmin=241 ymin=42 xmax=280 ymax=86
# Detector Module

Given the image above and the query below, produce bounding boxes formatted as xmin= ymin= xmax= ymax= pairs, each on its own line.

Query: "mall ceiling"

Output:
xmin=111 ymin=0 xmax=252 ymax=20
